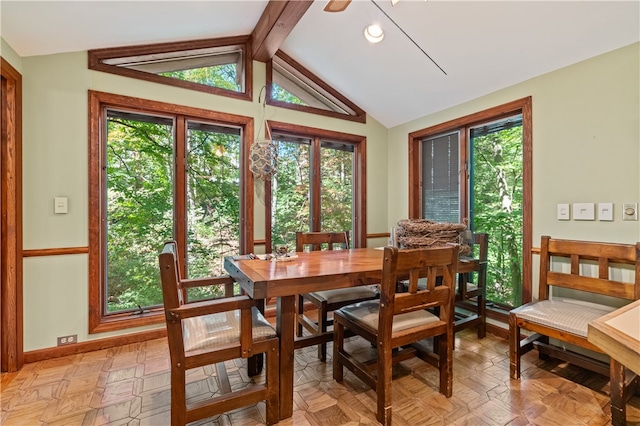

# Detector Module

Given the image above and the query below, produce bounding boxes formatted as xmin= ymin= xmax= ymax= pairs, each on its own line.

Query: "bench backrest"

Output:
xmin=539 ymin=235 xmax=640 ymax=302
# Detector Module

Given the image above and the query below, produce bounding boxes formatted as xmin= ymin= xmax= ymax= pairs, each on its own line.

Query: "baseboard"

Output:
xmin=23 ymin=328 xmax=167 ymax=364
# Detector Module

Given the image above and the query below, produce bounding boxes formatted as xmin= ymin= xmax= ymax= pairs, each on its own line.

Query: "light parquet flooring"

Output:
xmin=1 ymin=328 xmax=639 ymax=426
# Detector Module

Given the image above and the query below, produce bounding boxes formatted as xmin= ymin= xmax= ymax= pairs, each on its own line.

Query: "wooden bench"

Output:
xmin=509 ymin=235 xmax=640 ymax=380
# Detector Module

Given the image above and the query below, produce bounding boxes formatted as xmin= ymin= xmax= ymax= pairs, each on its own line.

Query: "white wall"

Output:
xmin=388 ymin=42 xmax=640 ymax=243
xmin=14 ymin=50 xmax=388 ymax=351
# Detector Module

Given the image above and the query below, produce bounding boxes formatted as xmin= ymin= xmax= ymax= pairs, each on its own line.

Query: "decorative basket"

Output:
xmin=396 ymin=219 xmax=471 ymax=256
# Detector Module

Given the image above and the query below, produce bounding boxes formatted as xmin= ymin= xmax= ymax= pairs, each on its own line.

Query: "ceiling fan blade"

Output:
xmin=324 ymin=0 xmax=351 ymax=12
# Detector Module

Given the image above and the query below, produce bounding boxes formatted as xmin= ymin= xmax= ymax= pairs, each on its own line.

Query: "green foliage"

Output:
xmin=160 ymin=64 xmax=240 ymax=92
xmin=472 ymin=126 xmax=523 ymax=307
xmin=106 ymin=115 xmax=241 ymax=312
xmin=271 ymin=83 xmax=307 ymax=106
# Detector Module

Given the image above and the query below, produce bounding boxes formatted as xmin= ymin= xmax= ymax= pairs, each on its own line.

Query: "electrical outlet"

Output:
xmin=57 ymin=334 xmax=77 ymax=346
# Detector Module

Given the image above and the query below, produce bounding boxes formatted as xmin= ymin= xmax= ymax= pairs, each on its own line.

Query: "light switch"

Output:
xmin=598 ymin=203 xmax=613 ymax=221
xmin=572 ymin=203 xmax=595 ymax=221
xmin=557 ymin=204 xmax=570 ymax=220
xmin=54 ymin=197 xmax=68 ymax=214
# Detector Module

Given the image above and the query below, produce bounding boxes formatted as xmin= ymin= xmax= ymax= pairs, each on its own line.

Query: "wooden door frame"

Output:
xmin=1 ymin=57 xmax=23 ymax=372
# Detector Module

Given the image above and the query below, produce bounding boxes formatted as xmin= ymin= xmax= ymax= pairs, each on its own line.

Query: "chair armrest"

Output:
xmin=167 ymin=295 xmax=255 ymax=321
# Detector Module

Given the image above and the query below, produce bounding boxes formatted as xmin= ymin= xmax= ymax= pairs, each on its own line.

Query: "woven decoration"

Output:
xmin=249 ymin=139 xmax=277 ymax=181
xmin=396 ymin=219 xmax=471 ymax=256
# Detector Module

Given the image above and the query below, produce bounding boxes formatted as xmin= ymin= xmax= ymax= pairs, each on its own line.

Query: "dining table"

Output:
xmin=224 ymin=247 xmax=480 ymax=420
xmin=588 ymin=299 xmax=640 ymax=426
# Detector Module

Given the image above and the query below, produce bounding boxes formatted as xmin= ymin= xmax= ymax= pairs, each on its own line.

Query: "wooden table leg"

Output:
xmin=276 ymin=295 xmax=296 ymax=420
xmin=610 ymin=359 xmax=626 ymax=426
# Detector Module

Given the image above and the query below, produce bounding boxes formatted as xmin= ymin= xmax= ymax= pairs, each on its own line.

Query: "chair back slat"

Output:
xmin=159 ymin=241 xmax=183 ymax=310
xmin=296 ymin=231 xmax=350 ymax=252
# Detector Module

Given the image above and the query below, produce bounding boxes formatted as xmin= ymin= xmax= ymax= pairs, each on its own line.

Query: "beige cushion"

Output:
xmin=515 ymin=298 xmax=616 ymax=337
xmin=308 ymin=286 xmax=378 ymax=304
xmin=182 ymin=306 xmax=276 ymax=352
xmin=337 ymin=300 xmax=439 ymax=333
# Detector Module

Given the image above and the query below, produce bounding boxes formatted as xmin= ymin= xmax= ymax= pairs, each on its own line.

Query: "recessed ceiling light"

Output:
xmin=364 ymin=24 xmax=384 ymax=44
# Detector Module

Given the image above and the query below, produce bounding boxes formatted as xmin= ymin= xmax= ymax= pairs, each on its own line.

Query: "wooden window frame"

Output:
xmin=1 ymin=57 xmax=23 ymax=372
xmin=266 ymin=51 xmax=366 ymax=123
xmin=408 ymin=97 xmax=533 ymax=315
xmin=88 ymin=91 xmax=254 ymax=333
xmin=88 ymin=36 xmax=253 ymax=102
xmin=263 ymin=120 xmax=367 ymax=251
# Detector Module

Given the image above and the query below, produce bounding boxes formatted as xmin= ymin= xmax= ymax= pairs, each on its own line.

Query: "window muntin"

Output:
xmin=89 ymin=37 xmax=251 ymax=100
xmin=89 ymin=91 xmax=252 ymax=332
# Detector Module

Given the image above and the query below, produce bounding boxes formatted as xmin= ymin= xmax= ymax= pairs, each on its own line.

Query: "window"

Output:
xmin=89 ymin=37 xmax=252 ymax=101
xmin=265 ymin=121 xmax=366 ymax=251
xmin=267 ymin=51 xmax=366 ymax=123
xmin=409 ymin=98 xmax=532 ymax=314
xmin=88 ymin=91 xmax=253 ymax=333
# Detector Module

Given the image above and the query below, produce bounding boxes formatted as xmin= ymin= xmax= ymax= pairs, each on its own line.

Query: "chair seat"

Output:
xmin=183 ymin=307 xmax=277 ymax=352
xmin=307 ymin=286 xmax=378 ymax=304
xmin=514 ymin=298 xmax=615 ymax=337
xmin=337 ymin=300 xmax=440 ymax=333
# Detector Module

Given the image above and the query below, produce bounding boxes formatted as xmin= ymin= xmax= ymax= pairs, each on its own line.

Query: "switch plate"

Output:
xmin=622 ymin=203 xmax=638 ymax=221
xmin=598 ymin=203 xmax=613 ymax=221
xmin=54 ymin=197 xmax=68 ymax=214
xmin=557 ymin=203 xmax=570 ymax=220
xmin=572 ymin=203 xmax=595 ymax=221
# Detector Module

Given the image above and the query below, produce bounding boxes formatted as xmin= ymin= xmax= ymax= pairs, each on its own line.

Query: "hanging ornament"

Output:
xmin=250 ymin=138 xmax=277 ymax=181
xmin=250 ymin=86 xmax=277 ymax=181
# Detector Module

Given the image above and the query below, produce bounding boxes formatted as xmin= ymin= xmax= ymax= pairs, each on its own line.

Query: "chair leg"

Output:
xmin=171 ymin=362 xmax=187 ymax=425
xmin=333 ymin=320 xmax=344 ymax=382
xmin=377 ymin=342 xmax=393 ymax=425
xmin=477 ymin=292 xmax=486 ymax=339
xmin=438 ymin=330 xmax=453 ymax=397
xmin=318 ymin=304 xmax=328 ymax=361
xmin=509 ymin=313 xmax=521 ymax=379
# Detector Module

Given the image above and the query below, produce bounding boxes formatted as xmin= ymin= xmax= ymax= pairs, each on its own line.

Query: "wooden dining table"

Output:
xmin=224 ymin=247 xmax=480 ymax=420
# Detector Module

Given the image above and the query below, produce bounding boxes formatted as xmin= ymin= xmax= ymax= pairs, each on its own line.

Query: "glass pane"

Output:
xmin=421 ymin=133 xmax=460 ymax=222
xmin=271 ymin=139 xmax=311 ymax=251
xmin=320 ymin=142 xmax=353 ymax=235
xmin=161 ymin=63 xmax=241 ymax=92
xmin=106 ymin=111 xmax=174 ymax=313
xmin=471 ymin=115 xmax=523 ymax=307
xmin=185 ymin=121 xmax=241 ymax=301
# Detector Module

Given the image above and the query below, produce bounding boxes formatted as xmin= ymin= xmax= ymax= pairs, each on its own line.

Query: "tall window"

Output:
xmin=266 ymin=122 xmax=365 ymax=252
xmin=89 ymin=91 xmax=252 ymax=333
xmin=409 ymin=98 xmax=532 ymax=314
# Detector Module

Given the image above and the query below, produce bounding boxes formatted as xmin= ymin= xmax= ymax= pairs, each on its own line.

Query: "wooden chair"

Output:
xmin=158 ymin=241 xmax=280 ymax=425
xmin=454 ymin=232 xmax=489 ymax=338
xmin=296 ymin=231 xmax=379 ymax=361
xmin=333 ymin=245 xmax=459 ymax=426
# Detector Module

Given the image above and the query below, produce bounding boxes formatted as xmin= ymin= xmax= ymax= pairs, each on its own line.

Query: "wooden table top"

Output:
xmin=224 ymin=247 xmax=385 ymax=299
xmin=588 ymin=299 xmax=640 ymax=376
xmin=224 ymin=247 xmax=481 ymax=299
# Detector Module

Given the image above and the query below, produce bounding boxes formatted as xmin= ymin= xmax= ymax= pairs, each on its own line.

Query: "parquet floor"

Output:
xmin=1 ymin=328 xmax=639 ymax=425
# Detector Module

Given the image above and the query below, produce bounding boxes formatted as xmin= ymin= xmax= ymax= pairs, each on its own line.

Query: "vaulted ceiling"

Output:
xmin=1 ymin=0 xmax=638 ymax=128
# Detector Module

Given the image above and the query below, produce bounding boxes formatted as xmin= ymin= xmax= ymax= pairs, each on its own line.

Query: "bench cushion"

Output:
xmin=515 ymin=298 xmax=616 ymax=337
xmin=337 ymin=300 xmax=440 ymax=333
xmin=308 ymin=286 xmax=378 ymax=304
xmin=183 ymin=306 xmax=276 ymax=352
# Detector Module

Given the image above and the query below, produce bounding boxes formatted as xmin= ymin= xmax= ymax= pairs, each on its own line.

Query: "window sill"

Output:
xmin=89 ymin=308 xmax=165 ymax=334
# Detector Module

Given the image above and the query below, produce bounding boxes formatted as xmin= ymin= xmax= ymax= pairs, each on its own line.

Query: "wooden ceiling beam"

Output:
xmin=251 ymin=0 xmax=313 ymax=62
